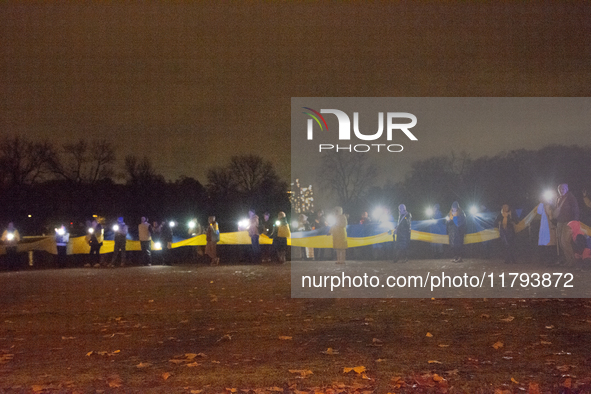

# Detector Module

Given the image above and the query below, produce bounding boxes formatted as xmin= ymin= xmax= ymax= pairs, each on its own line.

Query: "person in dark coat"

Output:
xmin=160 ymin=221 xmax=174 ymax=266
xmin=494 ymin=204 xmax=518 ymax=264
xmin=446 ymin=201 xmax=467 ymax=263
xmin=552 ymin=184 xmax=580 ymax=266
xmin=392 ymin=204 xmax=412 ymax=263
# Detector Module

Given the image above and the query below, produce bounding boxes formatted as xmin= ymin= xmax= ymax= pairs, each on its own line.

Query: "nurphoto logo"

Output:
xmin=303 ymin=107 xmax=418 ymax=153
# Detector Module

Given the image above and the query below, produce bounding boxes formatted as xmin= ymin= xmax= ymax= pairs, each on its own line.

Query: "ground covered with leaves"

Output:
xmin=1 ymin=262 xmax=591 ymax=393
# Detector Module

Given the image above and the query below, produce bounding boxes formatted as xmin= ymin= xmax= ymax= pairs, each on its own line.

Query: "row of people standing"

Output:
xmin=243 ymin=210 xmax=291 ymax=264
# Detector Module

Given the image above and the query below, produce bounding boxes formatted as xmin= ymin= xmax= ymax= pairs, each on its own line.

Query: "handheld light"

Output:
xmin=326 ymin=214 xmax=337 ymax=227
xmin=113 ymin=224 xmax=119 ymax=232
xmin=543 ymin=189 xmax=555 ymax=202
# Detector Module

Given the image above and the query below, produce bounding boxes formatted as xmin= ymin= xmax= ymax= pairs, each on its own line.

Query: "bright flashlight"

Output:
xmin=291 ymin=220 xmax=299 ymax=229
xmin=56 ymin=228 xmax=65 ymax=236
xmin=113 ymin=224 xmax=119 ymax=232
xmin=326 ymin=215 xmax=336 ymax=227
xmin=169 ymin=221 xmax=175 ymax=228
xmin=425 ymin=207 xmax=434 ymax=217
xmin=372 ymin=207 xmax=386 ymax=221
xmin=238 ymin=219 xmax=249 ymax=229
xmin=543 ymin=189 xmax=555 ymax=202
xmin=88 ymin=228 xmax=94 ymax=234
xmin=469 ymin=206 xmax=478 ymax=215
xmin=154 ymin=242 xmax=162 ymax=250
xmin=275 ymin=220 xmax=280 ymax=226
xmin=7 ymin=232 xmax=14 ymax=241
xmin=188 ymin=220 xmax=196 ymax=229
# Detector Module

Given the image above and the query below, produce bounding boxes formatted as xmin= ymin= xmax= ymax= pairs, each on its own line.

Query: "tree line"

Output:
xmin=0 ymin=135 xmax=289 ymax=234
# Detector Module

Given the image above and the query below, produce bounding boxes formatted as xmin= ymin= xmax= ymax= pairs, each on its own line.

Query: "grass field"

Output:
xmin=1 ymin=260 xmax=591 ymax=393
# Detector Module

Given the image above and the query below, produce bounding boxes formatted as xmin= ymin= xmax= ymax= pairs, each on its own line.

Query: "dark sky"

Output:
xmin=1 ymin=3 xmax=590 ymax=183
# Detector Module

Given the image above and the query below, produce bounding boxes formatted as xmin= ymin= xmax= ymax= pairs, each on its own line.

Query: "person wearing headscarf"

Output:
xmin=494 ymin=204 xmax=518 ymax=264
xmin=330 ymin=206 xmax=348 ymax=264
xmin=446 ymin=201 xmax=467 ymax=263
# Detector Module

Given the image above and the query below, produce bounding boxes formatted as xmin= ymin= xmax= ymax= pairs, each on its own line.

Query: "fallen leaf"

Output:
xmin=0 ymin=354 xmax=14 ymax=363
xmin=428 ymin=360 xmax=442 ymax=364
xmin=492 ymin=341 xmax=504 ymax=350
xmin=511 ymin=377 xmax=519 ymax=384
xmin=107 ymin=376 xmax=123 ymax=388
xmin=500 ymin=316 xmax=515 ymax=322
xmin=426 ymin=332 xmax=433 ymax=337
xmin=481 ymin=314 xmax=490 ymax=318
xmin=162 ymin=372 xmax=171 ymax=380
xmin=136 ymin=362 xmax=151 ymax=368
xmin=391 ymin=376 xmax=405 ymax=388
xmin=438 ymin=344 xmax=450 ymax=348
xmin=322 ymin=348 xmax=339 ymax=355
xmin=376 ymin=358 xmax=387 ymax=362
xmin=289 ymin=369 xmax=313 ymax=378
xmin=86 ymin=351 xmax=93 ymax=356
xmin=190 ymin=391 xmax=202 ymax=394
xmin=540 ymin=341 xmax=552 ymax=345
xmin=545 ymin=325 xmax=555 ymax=329
xmin=31 ymin=386 xmax=46 ymax=392
xmin=186 ymin=362 xmax=200 ymax=367
xmin=433 ymin=374 xmax=445 ymax=382
xmin=278 ymin=336 xmax=292 ymax=340
xmin=343 ymin=366 xmax=366 ymax=374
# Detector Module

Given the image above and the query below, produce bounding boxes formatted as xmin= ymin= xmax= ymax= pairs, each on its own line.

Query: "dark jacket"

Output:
xmin=553 ymin=192 xmax=580 ymax=223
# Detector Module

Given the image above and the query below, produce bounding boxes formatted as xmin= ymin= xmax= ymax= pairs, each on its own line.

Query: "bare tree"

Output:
xmin=53 ymin=139 xmax=116 ymax=184
xmin=318 ymin=152 xmax=378 ymax=208
xmin=228 ymin=155 xmax=281 ymax=193
xmin=207 ymin=155 xmax=287 ymax=212
xmin=0 ymin=136 xmax=56 ymax=187
xmin=124 ymin=155 xmax=161 ymax=185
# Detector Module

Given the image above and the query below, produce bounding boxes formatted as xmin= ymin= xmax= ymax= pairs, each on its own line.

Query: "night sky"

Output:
xmin=1 ymin=3 xmax=590 ymax=183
